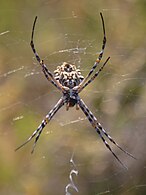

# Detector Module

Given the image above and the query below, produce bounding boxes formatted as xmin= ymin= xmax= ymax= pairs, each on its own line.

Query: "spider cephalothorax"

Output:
xmin=16 ymin=13 xmax=136 ymax=169
xmin=54 ymin=62 xmax=84 ymax=88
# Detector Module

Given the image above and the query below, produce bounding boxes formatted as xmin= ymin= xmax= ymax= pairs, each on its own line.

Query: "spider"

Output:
xmin=16 ymin=13 xmax=136 ymax=169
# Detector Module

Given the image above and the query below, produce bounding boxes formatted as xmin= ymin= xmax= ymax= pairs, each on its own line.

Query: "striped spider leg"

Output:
xmin=15 ymin=97 xmax=65 ymax=153
xmin=78 ymin=98 xmax=136 ymax=169
xmin=30 ymin=16 xmax=65 ymax=92
xmin=78 ymin=56 xmax=110 ymax=93
xmin=78 ymin=12 xmax=106 ymax=91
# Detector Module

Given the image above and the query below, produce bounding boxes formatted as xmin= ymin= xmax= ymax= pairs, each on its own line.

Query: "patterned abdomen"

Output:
xmin=54 ymin=62 xmax=84 ymax=88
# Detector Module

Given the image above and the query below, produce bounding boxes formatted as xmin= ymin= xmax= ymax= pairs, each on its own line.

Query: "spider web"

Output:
xmin=0 ymin=1 xmax=146 ymax=195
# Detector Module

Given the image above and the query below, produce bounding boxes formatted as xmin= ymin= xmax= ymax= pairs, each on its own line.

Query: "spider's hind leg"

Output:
xmin=15 ymin=123 xmax=45 ymax=153
xmin=97 ymin=123 xmax=136 ymax=160
xmin=15 ymin=97 xmax=65 ymax=153
xmin=78 ymin=98 xmax=136 ymax=169
xmin=15 ymin=118 xmax=48 ymax=153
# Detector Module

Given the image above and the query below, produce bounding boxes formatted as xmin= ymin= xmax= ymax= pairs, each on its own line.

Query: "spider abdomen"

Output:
xmin=54 ymin=62 xmax=84 ymax=88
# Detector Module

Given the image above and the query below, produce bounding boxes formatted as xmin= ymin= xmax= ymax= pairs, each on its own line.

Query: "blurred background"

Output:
xmin=0 ymin=0 xmax=146 ymax=194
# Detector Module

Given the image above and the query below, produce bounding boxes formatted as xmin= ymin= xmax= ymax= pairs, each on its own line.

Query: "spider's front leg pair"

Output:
xmin=30 ymin=16 xmax=66 ymax=92
xmin=77 ymin=13 xmax=107 ymax=93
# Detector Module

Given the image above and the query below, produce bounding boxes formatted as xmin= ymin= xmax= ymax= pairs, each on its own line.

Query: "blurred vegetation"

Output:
xmin=0 ymin=0 xmax=146 ymax=195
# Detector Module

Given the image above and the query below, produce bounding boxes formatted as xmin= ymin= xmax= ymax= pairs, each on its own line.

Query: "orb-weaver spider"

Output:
xmin=16 ymin=13 xmax=136 ymax=169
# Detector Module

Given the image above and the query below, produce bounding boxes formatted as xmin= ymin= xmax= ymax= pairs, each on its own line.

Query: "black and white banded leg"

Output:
xmin=78 ymin=99 xmax=136 ymax=169
xmin=15 ymin=97 xmax=65 ymax=153
xmin=78 ymin=57 xmax=110 ymax=93
xmin=30 ymin=16 xmax=63 ymax=91
xmin=79 ymin=12 xmax=106 ymax=89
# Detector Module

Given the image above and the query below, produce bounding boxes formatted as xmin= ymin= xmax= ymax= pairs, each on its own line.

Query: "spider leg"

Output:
xmin=96 ymin=123 xmax=136 ymax=160
xmin=78 ymin=12 xmax=106 ymax=90
xmin=78 ymin=99 xmax=135 ymax=169
xmin=41 ymin=65 xmax=59 ymax=89
xmin=78 ymin=57 xmax=110 ymax=93
xmin=15 ymin=97 xmax=65 ymax=153
xmin=30 ymin=17 xmax=64 ymax=91
xmin=30 ymin=16 xmax=41 ymax=63
xmin=40 ymin=60 xmax=66 ymax=91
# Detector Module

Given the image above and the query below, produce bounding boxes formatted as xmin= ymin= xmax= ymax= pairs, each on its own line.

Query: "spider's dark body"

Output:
xmin=64 ymin=89 xmax=79 ymax=109
xmin=16 ymin=13 xmax=136 ymax=169
xmin=65 ymin=92 xmax=78 ymax=108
